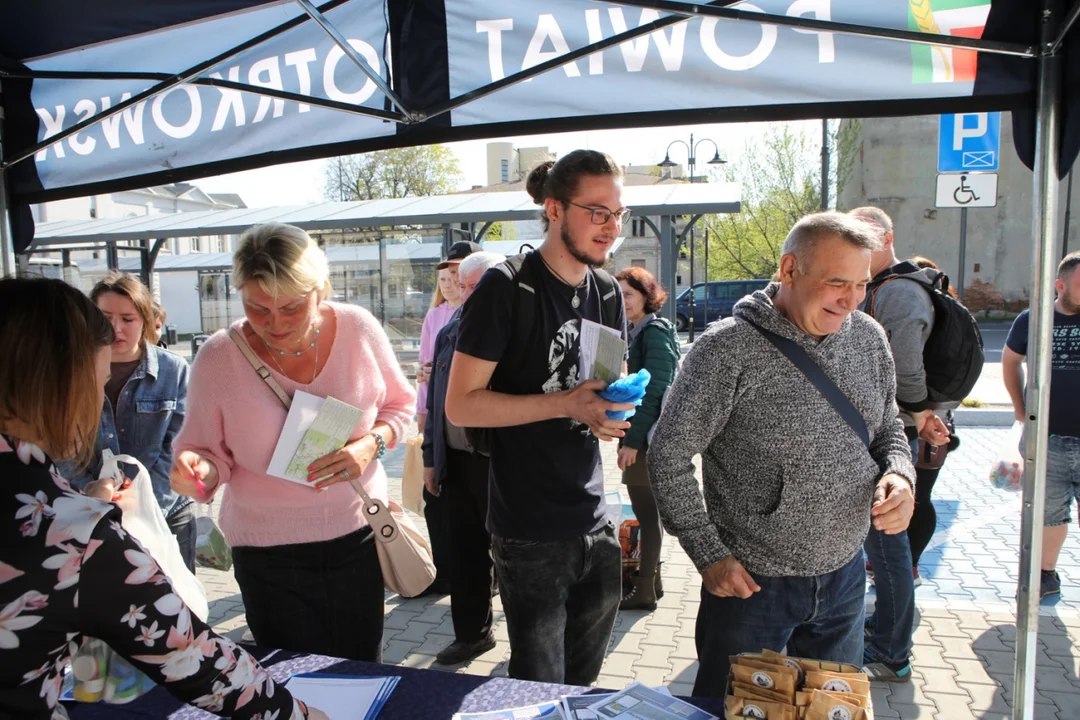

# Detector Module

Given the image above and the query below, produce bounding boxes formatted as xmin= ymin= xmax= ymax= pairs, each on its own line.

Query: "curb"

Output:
xmin=953 ymin=408 xmax=1014 ymax=427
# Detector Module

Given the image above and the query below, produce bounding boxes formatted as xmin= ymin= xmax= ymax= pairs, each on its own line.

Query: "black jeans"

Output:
xmin=491 ymin=523 xmax=621 ymax=685
xmin=166 ymin=503 xmax=196 ymax=574
xmin=444 ymin=449 xmax=495 ymax=642
xmin=908 ymin=466 xmax=941 ymax=566
xmin=232 ymin=526 xmax=384 ymax=662
xmin=424 ymin=485 xmax=452 ymax=588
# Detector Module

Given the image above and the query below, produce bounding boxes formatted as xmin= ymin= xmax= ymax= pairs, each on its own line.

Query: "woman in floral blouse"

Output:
xmin=0 ymin=277 xmax=327 ymax=720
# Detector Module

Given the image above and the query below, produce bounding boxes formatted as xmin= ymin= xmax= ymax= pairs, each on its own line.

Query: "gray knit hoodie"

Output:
xmin=648 ymin=283 xmax=916 ymax=578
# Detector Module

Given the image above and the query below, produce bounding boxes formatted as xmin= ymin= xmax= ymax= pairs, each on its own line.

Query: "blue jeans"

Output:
xmin=693 ymin=552 xmax=866 ymax=698
xmin=862 ymin=439 xmax=917 ymax=664
xmin=491 ymin=523 xmax=621 ymax=685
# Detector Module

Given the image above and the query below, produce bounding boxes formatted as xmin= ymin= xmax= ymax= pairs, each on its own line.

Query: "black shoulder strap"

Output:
xmin=590 ymin=267 xmax=620 ymax=329
xmin=497 ymin=252 xmax=538 ymax=372
xmin=744 ymin=320 xmax=870 ymax=449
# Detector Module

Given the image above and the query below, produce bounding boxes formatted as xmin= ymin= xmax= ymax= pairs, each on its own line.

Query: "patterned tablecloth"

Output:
xmin=65 ymin=645 xmax=727 ymax=719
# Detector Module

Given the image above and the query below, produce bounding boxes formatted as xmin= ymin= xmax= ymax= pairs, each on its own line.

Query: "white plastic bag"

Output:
xmin=989 ymin=422 xmax=1025 ymax=492
xmin=101 ymin=450 xmax=209 ymax=619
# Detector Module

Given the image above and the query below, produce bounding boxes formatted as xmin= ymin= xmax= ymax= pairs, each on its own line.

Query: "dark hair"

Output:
xmin=90 ymin=270 xmax=156 ymax=348
xmin=616 ymin=267 xmax=668 ymax=314
xmin=526 ymin=150 xmax=623 ymax=231
xmin=910 ymin=255 xmax=958 ymax=299
xmin=0 ymin=277 xmax=115 ymax=464
xmin=1059 ymin=250 xmax=1080 ymax=280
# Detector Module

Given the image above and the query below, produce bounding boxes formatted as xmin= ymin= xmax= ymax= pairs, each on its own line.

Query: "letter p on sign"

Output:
xmin=953 ymin=113 xmax=987 ymax=151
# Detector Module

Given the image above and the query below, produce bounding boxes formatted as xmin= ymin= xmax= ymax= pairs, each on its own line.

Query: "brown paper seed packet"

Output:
xmin=725 ymin=695 xmax=797 ymax=719
xmin=804 ymin=691 xmax=866 ymax=720
xmin=733 ymin=662 xmax=798 ymax=695
xmin=803 ymin=671 xmax=871 ymax=697
xmin=732 ymin=681 xmax=796 ymax=705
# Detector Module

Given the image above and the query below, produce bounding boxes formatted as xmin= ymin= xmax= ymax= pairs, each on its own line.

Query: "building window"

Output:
xmin=191 ymin=237 xmax=201 ymax=252
xmin=500 ymin=159 xmax=509 ymax=183
xmin=631 ymin=218 xmax=649 ymax=237
xmin=631 ymin=259 xmax=646 ymax=268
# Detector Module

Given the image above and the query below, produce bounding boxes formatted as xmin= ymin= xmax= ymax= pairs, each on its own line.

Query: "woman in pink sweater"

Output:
xmin=170 ymin=223 xmax=415 ymax=663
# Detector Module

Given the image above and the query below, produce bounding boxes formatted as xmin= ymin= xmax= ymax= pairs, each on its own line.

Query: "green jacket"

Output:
xmin=624 ymin=317 xmax=681 ymax=449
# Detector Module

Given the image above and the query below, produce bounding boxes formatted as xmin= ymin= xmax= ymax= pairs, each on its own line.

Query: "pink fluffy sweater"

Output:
xmin=175 ymin=303 xmax=416 ymax=548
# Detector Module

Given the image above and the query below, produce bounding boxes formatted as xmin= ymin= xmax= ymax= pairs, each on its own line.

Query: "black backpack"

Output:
xmin=464 ymin=251 xmax=622 ymax=455
xmin=866 ymin=262 xmax=984 ymax=404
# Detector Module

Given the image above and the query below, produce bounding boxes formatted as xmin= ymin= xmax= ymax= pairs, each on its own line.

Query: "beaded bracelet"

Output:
xmin=370 ymin=431 xmax=387 ymax=459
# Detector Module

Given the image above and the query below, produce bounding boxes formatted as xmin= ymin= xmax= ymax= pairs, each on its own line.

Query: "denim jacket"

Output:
xmin=57 ymin=345 xmax=190 ymax=518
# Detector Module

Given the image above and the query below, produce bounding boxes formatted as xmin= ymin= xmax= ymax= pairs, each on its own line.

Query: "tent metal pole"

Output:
xmin=293 ymin=0 xmax=414 ymax=120
xmin=1 ymin=71 xmax=406 ymax=123
xmin=1013 ymin=2 xmax=1063 ymax=718
xmin=1051 ymin=0 xmax=1080 ymax=54
xmin=0 ymin=0 xmax=352 ymax=171
xmin=0 ymin=80 xmax=15 ymax=277
xmin=604 ymin=0 xmax=1034 ymax=57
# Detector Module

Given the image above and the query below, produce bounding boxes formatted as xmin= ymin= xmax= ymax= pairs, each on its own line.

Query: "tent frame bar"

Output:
xmin=605 ymin=0 xmax=1035 ymax=58
xmin=1052 ymin=0 xmax=1080 ymax=54
xmin=292 ymin=0 xmax=415 ymax=121
xmin=0 ymin=0 xmax=354 ymax=171
xmin=1013 ymin=1 xmax=1063 ymax=717
xmin=0 ymin=70 xmax=406 ymax=123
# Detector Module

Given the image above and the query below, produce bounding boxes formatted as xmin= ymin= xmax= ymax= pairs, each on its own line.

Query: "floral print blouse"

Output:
xmin=0 ymin=433 xmax=304 ymax=720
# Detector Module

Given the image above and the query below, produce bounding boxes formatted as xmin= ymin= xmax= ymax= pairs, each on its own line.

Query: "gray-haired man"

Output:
xmin=424 ymin=251 xmax=506 ymax=665
xmin=648 ymin=212 xmax=916 ymax=696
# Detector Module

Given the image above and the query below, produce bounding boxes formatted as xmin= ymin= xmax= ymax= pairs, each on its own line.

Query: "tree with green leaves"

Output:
xmin=323 ymin=145 xmax=463 ymax=201
xmin=693 ymin=120 xmax=861 ymax=280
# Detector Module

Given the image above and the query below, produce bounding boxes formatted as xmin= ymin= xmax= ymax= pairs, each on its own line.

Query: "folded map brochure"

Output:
xmin=283 ymin=673 xmax=398 ymax=720
xmin=266 ymin=391 xmax=363 ymax=485
xmin=587 ymin=683 xmax=717 ymax=720
xmin=562 ymin=687 xmax=672 ymax=719
xmin=580 ymin=319 xmax=626 ymax=385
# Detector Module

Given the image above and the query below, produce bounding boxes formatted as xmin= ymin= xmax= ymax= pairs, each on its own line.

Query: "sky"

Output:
xmin=194 ymin=120 xmax=825 ymax=207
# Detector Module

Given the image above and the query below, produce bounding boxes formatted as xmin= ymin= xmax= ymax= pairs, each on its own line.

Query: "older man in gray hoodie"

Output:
xmin=649 ymin=211 xmax=916 ymax=698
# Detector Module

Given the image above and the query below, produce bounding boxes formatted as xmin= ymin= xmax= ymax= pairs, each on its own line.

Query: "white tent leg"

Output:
xmin=1013 ymin=2 xmax=1064 ymax=718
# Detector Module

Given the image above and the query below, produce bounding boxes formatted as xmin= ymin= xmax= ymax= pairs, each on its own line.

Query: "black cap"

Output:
xmin=437 ymin=241 xmax=483 ymax=270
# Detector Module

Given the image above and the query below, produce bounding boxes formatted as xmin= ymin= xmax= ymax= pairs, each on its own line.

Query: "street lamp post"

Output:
xmin=658 ymin=133 xmax=726 ymax=342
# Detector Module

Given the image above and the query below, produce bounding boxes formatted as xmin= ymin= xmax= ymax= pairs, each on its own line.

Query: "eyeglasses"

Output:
xmin=564 ymin=200 xmax=632 ymax=226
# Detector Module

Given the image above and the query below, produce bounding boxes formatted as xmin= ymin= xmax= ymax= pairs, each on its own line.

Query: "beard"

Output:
xmin=1061 ymin=288 xmax=1080 ymax=314
xmin=560 ymin=224 xmax=607 ymax=269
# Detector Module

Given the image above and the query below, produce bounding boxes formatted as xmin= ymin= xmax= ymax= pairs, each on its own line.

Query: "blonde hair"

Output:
xmin=430 ymin=267 xmax=455 ymax=310
xmin=90 ymin=270 xmax=156 ymax=348
xmin=0 ymin=278 xmax=115 ymax=465
xmin=233 ymin=223 xmax=331 ymax=300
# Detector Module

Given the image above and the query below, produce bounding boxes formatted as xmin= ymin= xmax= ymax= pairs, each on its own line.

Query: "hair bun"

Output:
xmin=526 ymin=160 xmax=556 ymax=205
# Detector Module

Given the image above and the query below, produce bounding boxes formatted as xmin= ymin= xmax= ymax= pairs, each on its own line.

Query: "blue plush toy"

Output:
xmin=598 ymin=369 xmax=651 ymax=420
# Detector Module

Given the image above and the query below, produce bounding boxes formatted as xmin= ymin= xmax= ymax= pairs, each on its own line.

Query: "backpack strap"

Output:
xmin=495 ymin=252 xmax=538 ymax=374
xmin=590 ymin=267 xmax=621 ymax=330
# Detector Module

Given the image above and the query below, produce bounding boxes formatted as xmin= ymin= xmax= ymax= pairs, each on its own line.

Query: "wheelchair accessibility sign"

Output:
xmin=939 ymin=113 xmax=1001 ymax=172
xmin=936 ymin=173 xmax=998 ymax=208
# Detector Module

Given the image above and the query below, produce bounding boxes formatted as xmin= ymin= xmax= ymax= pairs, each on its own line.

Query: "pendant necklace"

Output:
xmin=538 ymin=254 xmax=587 ymax=308
xmin=263 ymin=328 xmax=320 ymax=384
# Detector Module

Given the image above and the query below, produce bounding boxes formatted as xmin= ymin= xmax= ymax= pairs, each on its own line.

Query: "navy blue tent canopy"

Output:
xmin=0 ymin=0 xmax=1063 ymax=255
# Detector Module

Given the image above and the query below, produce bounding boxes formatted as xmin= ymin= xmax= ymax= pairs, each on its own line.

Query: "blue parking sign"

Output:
xmin=939 ymin=113 xmax=1001 ymax=173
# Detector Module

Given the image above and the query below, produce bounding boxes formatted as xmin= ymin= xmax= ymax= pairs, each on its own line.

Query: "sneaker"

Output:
xmin=1041 ymin=570 xmax=1062 ymax=598
xmin=913 ymin=564 xmax=923 ymax=588
xmin=435 ymin=633 xmax=497 ymax=665
xmin=862 ymin=658 xmax=912 ymax=682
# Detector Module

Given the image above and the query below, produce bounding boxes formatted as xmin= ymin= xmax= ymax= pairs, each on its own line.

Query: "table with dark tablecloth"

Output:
xmin=65 ymin=645 xmax=727 ymax=719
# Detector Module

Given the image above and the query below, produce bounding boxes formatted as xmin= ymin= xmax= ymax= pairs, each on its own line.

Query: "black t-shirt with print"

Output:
xmin=1006 ymin=308 xmax=1080 ymax=438
xmin=456 ymin=254 xmax=627 ymax=541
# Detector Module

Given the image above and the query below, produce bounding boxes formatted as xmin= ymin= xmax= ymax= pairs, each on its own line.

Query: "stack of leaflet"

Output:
xmin=452 ymin=683 xmax=717 ymax=720
xmin=283 ymin=673 xmax=399 ymax=720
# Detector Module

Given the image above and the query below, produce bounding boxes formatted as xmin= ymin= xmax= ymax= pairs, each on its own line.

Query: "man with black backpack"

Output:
xmin=851 ymin=206 xmax=984 ymax=682
xmin=445 ymin=150 xmax=632 ymax=685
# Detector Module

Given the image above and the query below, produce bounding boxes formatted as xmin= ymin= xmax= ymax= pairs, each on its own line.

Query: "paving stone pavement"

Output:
xmin=197 ymin=425 xmax=1080 ymax=719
